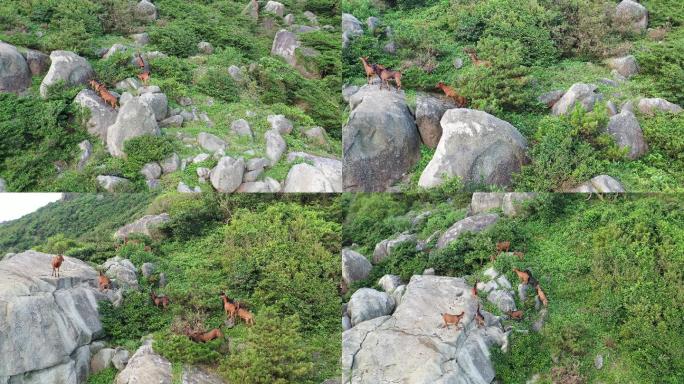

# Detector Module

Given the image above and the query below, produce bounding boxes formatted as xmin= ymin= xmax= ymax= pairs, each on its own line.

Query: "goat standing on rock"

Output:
xmin=98 ymin=271 xmax=111 ymax=291
xmin=373 ymin=64 xmax=402 ymax=91
xmin=51 ymin=254 xmax=64 ymax=277
xmin=436 ymin=82 xmax=467 ymax=107
xmin=440 ymin=311 xmax=465 ymax=329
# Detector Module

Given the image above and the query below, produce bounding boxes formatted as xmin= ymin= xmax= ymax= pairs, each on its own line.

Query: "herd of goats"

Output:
xmin=440 ymin=241 xmax=549 ymax=330
xmin=359 ymin=47 xmax=491 ymax=108
xmin=86 ymin=52 xmax=151 ymax=110
xmin=49 ymin=251 xmax=254 ymax=344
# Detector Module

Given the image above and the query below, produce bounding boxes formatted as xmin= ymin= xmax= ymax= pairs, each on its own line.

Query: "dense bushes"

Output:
xmin=99 ymin=290 xmax=172 ymax=347
xmin=634 ymin=29 xmax=684 ymax=105
xmin=195 ymin=67 xmax=240 ymax=102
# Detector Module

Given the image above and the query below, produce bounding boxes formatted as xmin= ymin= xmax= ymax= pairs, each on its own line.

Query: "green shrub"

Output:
xmin=153 ymin=329 xmax=222 ymax=365
xmin=194 ymin=67 xmax=240 ymax=103
xmin=40 ymin=0 xmax=103 ymax=53
xmin=642 ymin=0 xmax=684 ymax=27
xmin=92 ymin=50 xmax=139 ymax=87
xmin=342 ymin=194 xmax=410 ymax=251
xmin=634 ymin=29 xmax=684 ymax=105
xmin=87 ymin=367 xmax=117 ymax=384
xmin=123 ymin=135 xmax=175 ymax=168
xmin=149 ymin=22 xmax=199 ymax=57
xmin=160 ymin=194 xmax=224 ymax=240
xmin=640 ymin=113 xmax=684 ymax=170
xmin=99 ymin=290 xmax=172 ymax=345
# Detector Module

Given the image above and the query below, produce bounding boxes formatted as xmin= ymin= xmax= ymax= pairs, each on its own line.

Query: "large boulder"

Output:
xmin=343 ymin=85 xmax=421 ymax=191
xmin=0 ymin=251 xmax=115 ymax=381
xmin=552 ymin=83 xmax=599 ymax=115
xmin=286 ymin=152 xmax=342 ymax=192
xmin=24 ymin=49 xmax=51 ymax=76
xmin=637 ymin=98 xmax=682 ymax=116
xmin=103 ymin=257 xmax=139 ymax=290
xmin=436 ymin=213 xmax=499 ymax=249
xmin=418 ymin=109 xmax=527 ymax=188
xmin=415 ymin=93 xmax=457 ymax=148
xmin=267 ymin=114 xmax=294 ymax=135
xmin=140 ymin=91 xmax=168 ymax=121
xmin=567 ymin=175 xmax=625 ymax=193
xmin=264 ymin=1 xmax=285 ymax=17
xmin=97 ymin=175 xmax=131 ymax=192
xmin=606 ymin=55 xmax=639 ymax=78
xmin=106 ymin=95 xmax=160 ymax=157
xmin=373 ymin=232 xmax=417 ymax=264
xmin=135 ymin=0 xmax=158 ymax=22
xmin=198 ymin=132 xmax=228 ymax=154
xmin=265 ymin=130 xmax=287 ymax=165
xmin=40 ymin=51 xmax=94 ymax=98
xmin=74 ymin=89 xmax=118 ymax=141
xmin=469 ymin=192 xmax=537 ymax=217
xmin=210 ymin=156 xmax=245 ymax=193
xmin=283 ymin=163 xmax=336 ymax=193
xmin=614 ymin=0 xmax=648 ymax=32
xmin=271 ymin=30 xmax=300 ymax=67
xmin=342 ymin=13 xmax=363 ymax=48
xmin=347 ymin=288 xmax=395 ymax=326
xmin=115 ymin=213 xmax=170 ymax=240
xmin=0 ymin=42 xmax=31 ymax=93
xmin=343 ymin=275 xmax=509 ymax=384
xmin=342 ymin=249 xmax=372 ymax=288
xmin=116 ymin=339 xmax=172 ymax=384
xmin=605 ymin=110 xmax=647 ymax=159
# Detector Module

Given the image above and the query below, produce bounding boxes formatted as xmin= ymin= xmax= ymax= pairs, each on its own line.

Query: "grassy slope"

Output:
xmin=342 ymin=193 xmax=684 ymax=383
xmin=341 ymin=0 xmax=684 ymax=192
xmin=0 ymin=0 xmax=342 ymax=192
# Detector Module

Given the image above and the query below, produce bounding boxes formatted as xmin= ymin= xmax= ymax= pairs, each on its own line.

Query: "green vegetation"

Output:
xmin=342 ymin=0 xmax=684 ymax=191
xmin=0 ymin=0 xmax=341 ymax=192
xmin=342 ymin=193 xmax=684 ymax=383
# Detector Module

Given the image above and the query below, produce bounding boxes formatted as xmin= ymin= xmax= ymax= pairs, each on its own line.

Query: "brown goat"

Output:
xmin=463 ymin=47 xmax=492 ymax=67
xmin=150 ymin=291 xmax=170 ymax=310
xmin=220 ymin=293 xmax=239 ymax=320
xmin=491 ymin=241 xmax=511 ymax=262
xmin=513 ymin=251 xmax=524 ymax=261
xmin=440 ymin=311 xmax=465 ymax=329
xmin=435 ymin=82 xmax=467 ymax=107
xmin=507 ymin=310 xmax=524 ymax=320
xmin=536 ymin=284 xmax=549 ymax=307
xmin=513 ymin=268 xmax=531 ymax=285
xmin=373 ymin=64 xmax=402 ymax=91
xmin=187 ymin=328 xmax=223 ymax=343
xmin=359 ymin=57 xmax=377 ymax=84
xmin=471 ymin=280 xmax=478 ymax=298
xmin=136 ymin=53 xmax=151 ymax=85
xmin=98 ymin=271 xmax=111 ymax=291
xmin=51 ymin=254 xmax=65 ymax=277
xmin=98 ymin=85 xmax=118 ymax=109
xmin=475 ymin=304 xmax=486 ymax=328
xmin=236 ymin=303 xmax=255 ymax=326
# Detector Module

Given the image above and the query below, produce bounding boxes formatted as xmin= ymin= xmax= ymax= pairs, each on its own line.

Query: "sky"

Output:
xmin=0 ymin=193 xmax=63 ymax=223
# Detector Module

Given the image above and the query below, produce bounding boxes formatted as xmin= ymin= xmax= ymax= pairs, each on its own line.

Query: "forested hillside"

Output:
xmin=341 ymin=193 xmax=684 ymax=383
xmin=0 ymin=193 xmax=342 ymax=383
xmin=342 ymin=0 xmax=684 ymax=192
xmin=0 ymin=0 xmax=342 ymax=193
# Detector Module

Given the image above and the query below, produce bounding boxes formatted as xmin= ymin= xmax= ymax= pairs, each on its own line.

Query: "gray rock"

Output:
xmin=210 ymin=156 xmax=245 ymax=193
xmin=131 ymin=33 xmax=150 ymax=45
xmin=383 ymin=41 xmax=396 ymax=54
xmin=595 ymin=354 xmax=604 ymax=370
xmin=487 ymin=289 xmax=517 ymax=313
xmin=264 ymin=1 xmax=285 ymax=17
xmin=112 ymin=348 xmax=130 ymax=371
xmin=614 ymin=0 xmax=648 ymax=32
xmin=453 ymin=57 xmax=464 ymax=69
xmin=140 ymin=92 xmax=168 ymax=121
xmin=378 ymin=275 xmax=402 ymax=294
xmin=198 ymin=132 xmax=227 ymax=154
xmin=552 ymin=83 xmax=599 ymax=115
xmin=342 ymin=248 xmax=372 ymax=288
xmin=0 ymin=178 xmax=7 ymax=192
xmin=271 ymin=30 xmax=300 ymax=67
xmin=599 ymin=78 xmax=619 ymax=87
xmin=531 ymin=308 xmax=548 ymax=333
xmin=606 ymin=110 xmax=647 ymax=159
xmin=197 ymin=167 xmax=212 ymax=182
xmin=116 ymin=77 xmax=142 ymax=92
xmin=437 ymin=213 xmax=499 ymax=249
xmin=418 ymin=109 xmax=527 ymax=188
xmin=621 ymin=100 xmax=635 ymax=113
xmin=228 ymin=65 xmax=243 ymax=81
xmin=236 ymin=181 xmax=274 ymax=193
xmin=179 ymin=96 xmax=193 ymax=106
xmin=135 ymin=0 xmax=158 ymax=22
xmin=423 ymin=268 xmax=436 ymax=275
xmin=265 ymin=130 xmax=287 ymax=165
xmin=77 ymin=140 xmax=93 ymax=171
xmin=106 ymin=96 xmax=160 ymax=157
xmin=342 ymin=315 xmax=352 ymax=331
xmin=606 ymin=55 xmax=639 ymax=78
xmin=193 ymin=153 xmax=211 ymax=164
xmin=518 ymin=283 xmax=528 ymax=302
xmin=97 ymin=175 xmax=131 ymax=192
xmin=342 ymin=84 xmax=359 ymax=102
xmin=197 ymin=41 xmax=214 ymax=55
xmin=24 ymin=49 xmax=51 ymax=76
xmin=568 ymin=175 xmax=625 ymax=193
xmin=637 ymin=98 xmax=682 ymax=116
xmin=347 ymin=288 xmax=395 ymax=326
xmin=342 ymin=13 xmax=363 ymax=48
xmin=538 ymin=89 xmax=565 ymax=108
xmin=367 ymin=17 xmax=381 ymax=33
xmin=469 ymin=192 xmax=504 ymax=216
xmin=115 ymin=339 xmax=171 ymax=384
xmin=283 ymin=162 xmax=337 ymax=193
xmin=103 ymin=43 xmax=128 ymax=59
xmin=502 ymin=192 xmax=537 ymax=217
xmin=74 ymin=89 xmax=118 ymax=141
xmin=373 ymin=232 xmax=417 ymax=264
xmin=231 ymin=119 xmax=253 ymax=137
xmin=181 ymin=366 xmax=226 ymax=384
xmin=606 ymin=100 xmax=618 ymax=116
xmin=177 ymin=181 xmax=200 ymax=193
xmin=287 ymin=152 xmax=342 ymax=191
xmin=0 ymin=42 xmax=31 ymax=94
xmin=344 ymin=85 xmax=420 ymax=191
xmin=246 ymin=157 xmax=268 ymax=171
xmin=342 ymin=275 xmax=509 ymax=384
xmin=303 ymin=11 xmax=318 ymax=25
xmin=415 ymin=93 xmax=457 ymax=148
xmin=40 ymin=50 xmax=94 ymax=98
xmin=91 ymin=348 xmax=115 ymax=373
xmin=103 ymin=256 xmax=139 ymax=290
xmin=243 ymin=0 xmax=259 ymax=21
xmin=304 ymin=126 xmax=328 ymax=146
xmin=284 ymin=13 xmax=295 ymax=25
xmin=160 ymin=153 xmax=181 ymax=174
xmin=141 ymin=263 xmax=156 ymax=278
xmin=160 ymin=115 xmax=184 ymax=128
xmin=242 ymin=168 xmax=262 ymax=182
xmin=140 ymin=162 xmax=162 ymax=180
xmin=115 ymin=213 xmax=170 ymax=240
xmin=268 ymin=114 xmax=294 ymax=135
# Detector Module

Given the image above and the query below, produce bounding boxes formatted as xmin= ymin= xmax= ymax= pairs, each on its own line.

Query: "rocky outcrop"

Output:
xmin=106 ymin=95 xmax=160 ymax=157
xmin=0 ymin=42 xmax=31 ymax=94
xmin=115 ymin=213 xmax=170 ymax=240
xmin=605 ymin=110 xmax=647 ymax=159
xmin=415 ymin=94 xmax=457 ymax=148
xmin=74 ymin=89 xmax=118 ymax=141
xmin=267 ymin=114 xmax=293 ymax=135
xmin=418 ymin=109 xmax=527 ymax=188
xmin=567 ymin=174 xmax=625 ymax=193
xmin=343 ymin=275 xmax=509 ymax=384
xmin=606 ymin=55 xmax=639 ymax=78
xmin=181 ymin=366 xmax=226 ymax=384
xmin=23 ymin=49 xmax=51 ymax=76
xmin=342 ymin=248 xmax=372 ymax=288
xmin=436 ymin=213 xmax=499 ymax=249
xmin=271 ymin=30 xmax=300 ymax=67
xmin=344 ymin=85 xmax=420 ymax=191
xmin=103 ymin=257 xmax=139 ymax=290
xmin=40 ymin=51 xmax=95 ymax=98
xmin=285 ymin=152 xmax=342 ymax=192
xmin=210 ymin=156 xmax=245 ymax=193
xmin=0 ymin=251 xmax=117 ymax=382
xmin=135 ymin=0 xmax=158 ymax=22
xmin=347 ymin=288 xmax=395 ymax=326
xmin=264 ymin=1 xmax=285 ymax=17
xmin=552 ymin=83 xmax=599 ymax=115
xmin=613 ymin=0 xmax=648 ymax=32
xmin=265 ymin=130 xmax=286 ymax=165
xmin=115 ymin=338 xmax=172 ymax=384
xmin=97 ymin=175 xmax=131 ymax=192
xmin=342 ymin=13 xmax=363 ymax=48
xmin=469 ymin=192 xmax=538 ymax=217
xmin=372 ymin=232 xmax=417 ymax=264
xmin=637 ymin=98 xmax=682 ymax=116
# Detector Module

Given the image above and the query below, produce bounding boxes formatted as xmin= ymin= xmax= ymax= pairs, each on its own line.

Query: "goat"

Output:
xmin=471 ymin=280 xmax=478 ymax=298
xmin=513 ymin=268 xmax=531 ymax=284
xmin=98 ymin=271 xmax=111 ymax=291
xmin=136 ymin=53 xmax=151 ymax=85
xmin=98 ymin=85 xmax=118 ymax=109
xmin=507 ymin=310 xmax=524 ymax=320
xmin=187 ymin=327 xmax=223 ymax=343
xmin=359 ymin=57 xmax=377 ymax=84
xmin=373 ymin=64 xmax=402 ymax=91
xmin=51 ymin=254 xmax=65 ymax=277
xmin=236 ymin=303 xmax=255 ymax=326
xmin=513 ymin=251 xmax=524 ymax=261
xmin=463 ymin=47 xmax=492 ymax=67
xmin=490 ymin=241 xmax=511 ymax=262
xmin=475 ymin=304 xmax=486 ymax=328
xmin=440 ymin=311 xmax=465 ymax=329
xmin=536 ymin=284 xmax=548 ymax=307
xmin=435 ymin=82 xmax=467 ymax=107
xmin=150 ymin=290 xmax=170 ymax=310
xmin=219 ymin=292 xmax=239 ymax=320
